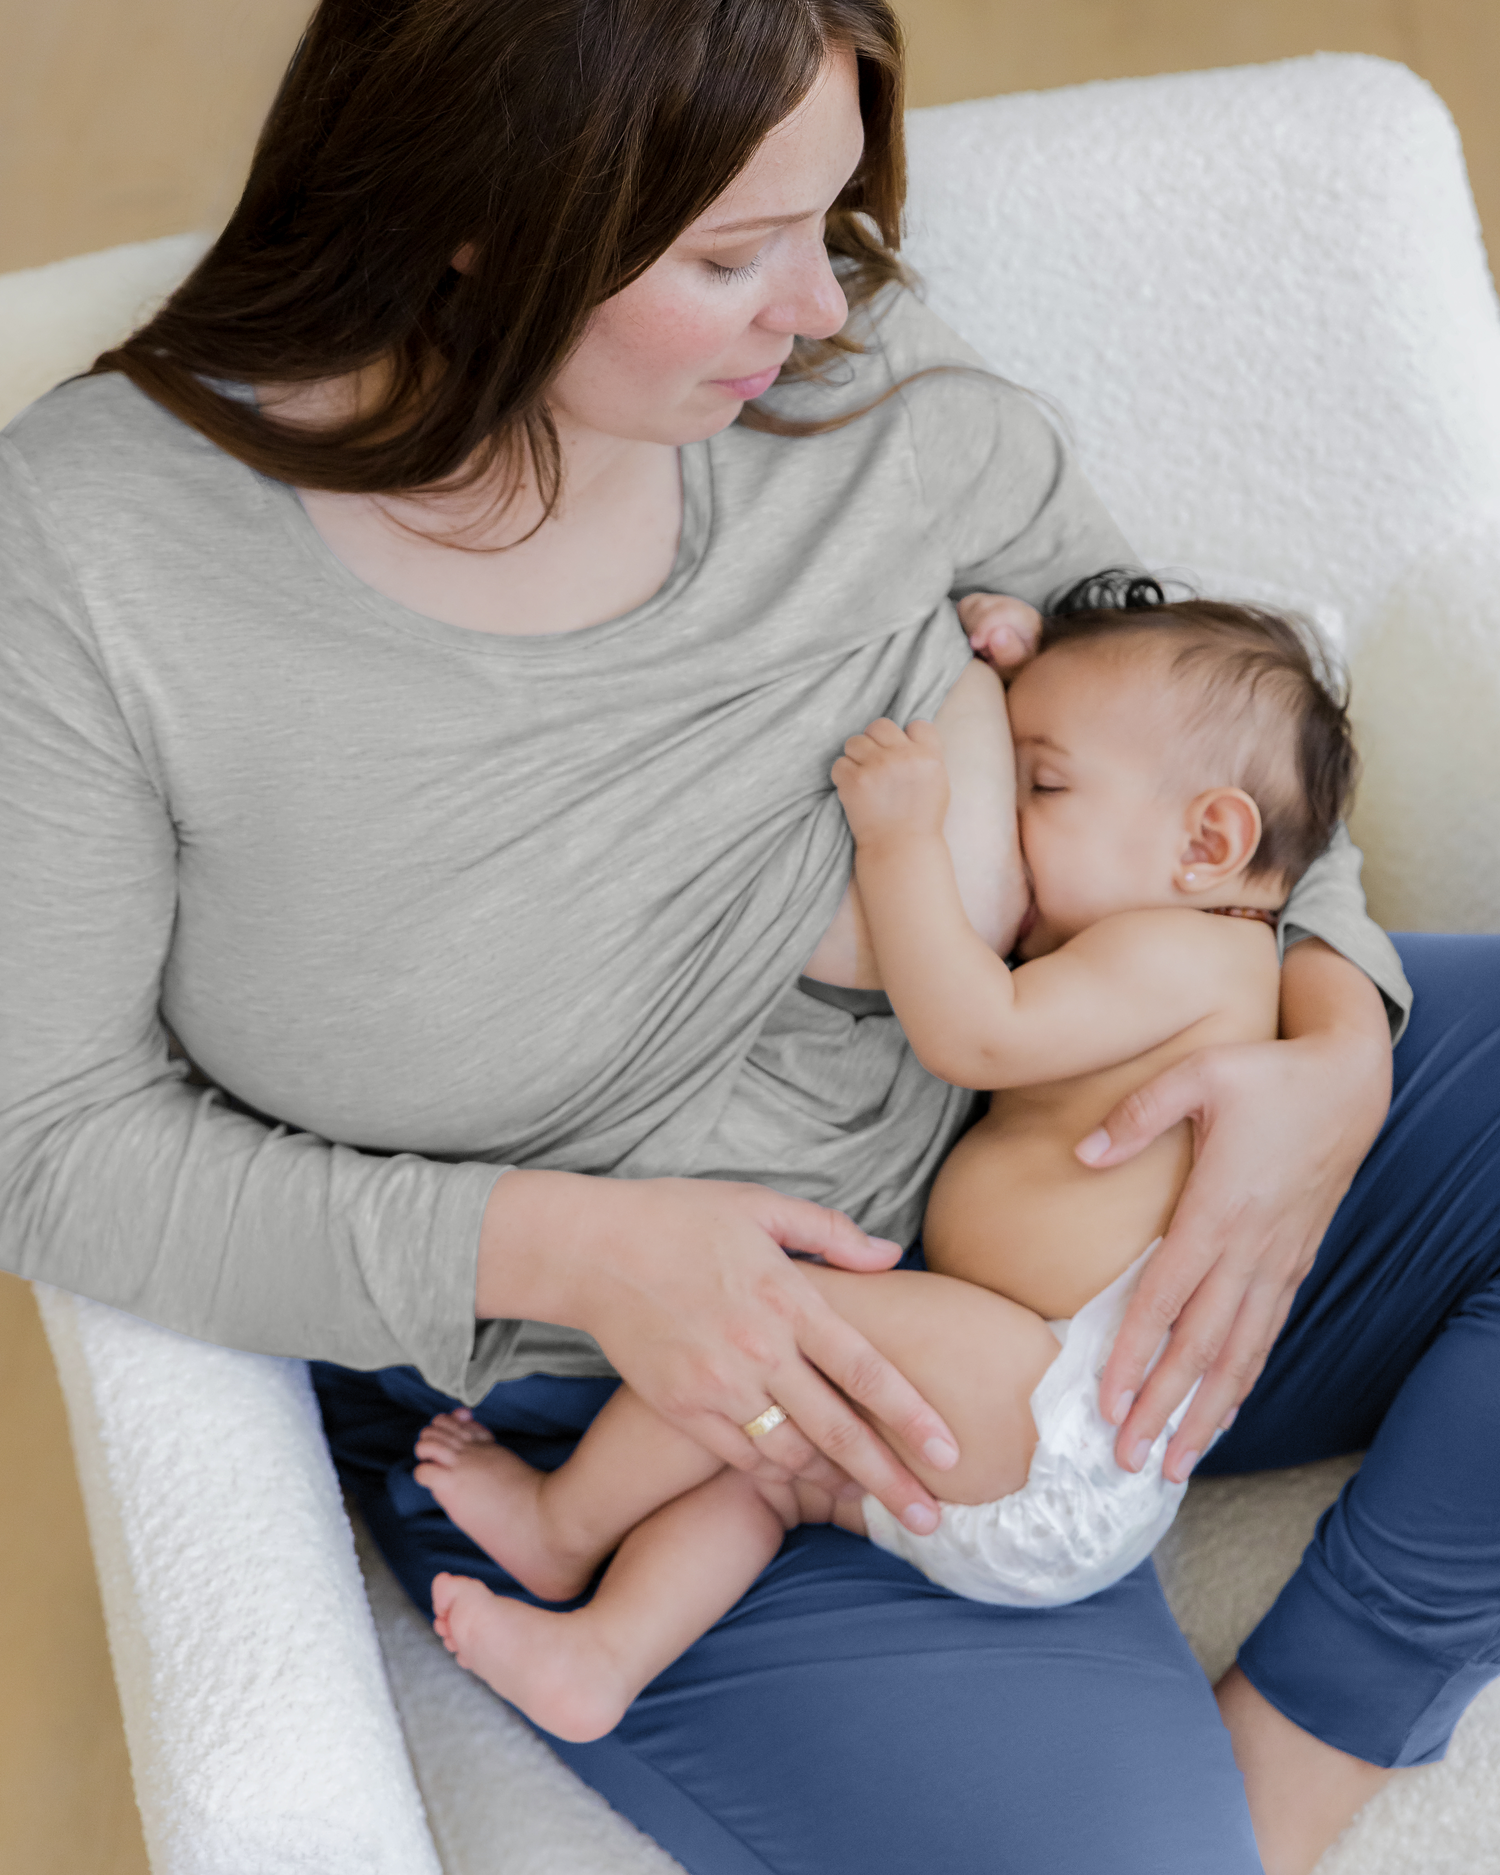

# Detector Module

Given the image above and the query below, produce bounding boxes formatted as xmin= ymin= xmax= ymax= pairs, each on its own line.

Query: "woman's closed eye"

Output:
xmin=707 ymin=254 xmax=763 ymax=284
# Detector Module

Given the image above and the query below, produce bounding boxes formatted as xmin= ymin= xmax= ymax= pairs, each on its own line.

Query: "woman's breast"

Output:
xmin=931 ymin=661 xmax=1028 ymax=957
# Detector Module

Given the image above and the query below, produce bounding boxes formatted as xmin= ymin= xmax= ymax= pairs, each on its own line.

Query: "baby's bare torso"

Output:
xmin=923 ymin=922 xmax=1283 ymax=1320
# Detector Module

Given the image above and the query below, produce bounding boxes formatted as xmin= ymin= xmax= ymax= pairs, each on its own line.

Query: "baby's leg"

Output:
xmin=802 ymin=1264 xmax=1061 ymax=1506
xmin=432 ymin=1465 xmax=794 ymax=1741
xmin=415 ymin=1383 xmax=724 ymax=1602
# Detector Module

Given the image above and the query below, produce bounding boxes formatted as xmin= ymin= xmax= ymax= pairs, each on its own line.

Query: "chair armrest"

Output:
xmin=36 ymin=1286 xmax=442 ymax=1875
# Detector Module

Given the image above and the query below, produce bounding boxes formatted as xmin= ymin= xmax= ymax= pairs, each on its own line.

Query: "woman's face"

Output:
xmin=546 ymin=46 xmax=864 ymax=447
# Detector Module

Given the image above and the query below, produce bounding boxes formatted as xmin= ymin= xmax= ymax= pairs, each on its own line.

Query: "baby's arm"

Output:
xmin=834 ymin=722 xmax=1244 ymax=1090
xmin=804 ymin=657 xmax=1025 ymax=986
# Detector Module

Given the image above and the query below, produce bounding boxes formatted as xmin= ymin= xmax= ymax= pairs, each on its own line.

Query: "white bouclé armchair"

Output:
xmin=7 ymin=53 xmax=1500 ymax=1875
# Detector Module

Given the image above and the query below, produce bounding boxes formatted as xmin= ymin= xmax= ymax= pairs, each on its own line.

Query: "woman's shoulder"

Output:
xmin=2 ymin=371 xmax=271 ymax=601
xmin=4 ymin=371 xmax=222 ymax=501
xmin=749 ymin=284 xmax=1064 ymax=516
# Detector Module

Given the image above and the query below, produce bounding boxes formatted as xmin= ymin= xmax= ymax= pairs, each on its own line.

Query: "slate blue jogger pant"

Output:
xmin=314 ymin=933 xmax=1500 ymax=1875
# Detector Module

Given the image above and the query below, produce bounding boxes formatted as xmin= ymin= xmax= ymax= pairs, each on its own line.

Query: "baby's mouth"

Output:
xmin=1016 ymin=899 xmax=1038 ymax=945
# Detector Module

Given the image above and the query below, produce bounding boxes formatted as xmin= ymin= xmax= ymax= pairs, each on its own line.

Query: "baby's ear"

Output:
xmin=1179 ymin=788 xmax=1263 ymax=885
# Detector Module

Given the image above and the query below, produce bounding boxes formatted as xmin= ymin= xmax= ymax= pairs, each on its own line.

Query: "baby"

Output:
xmin=417 ymin=572 xmax=1356 ymax=1743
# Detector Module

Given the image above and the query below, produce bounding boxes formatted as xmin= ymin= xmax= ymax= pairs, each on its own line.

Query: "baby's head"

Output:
xmin=1007 ymin=571 xmax=1356 ymax=958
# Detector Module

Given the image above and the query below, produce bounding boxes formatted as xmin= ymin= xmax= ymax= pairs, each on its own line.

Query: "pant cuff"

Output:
xmin=1238 ymin=1548 xmax=1499 ymax=1768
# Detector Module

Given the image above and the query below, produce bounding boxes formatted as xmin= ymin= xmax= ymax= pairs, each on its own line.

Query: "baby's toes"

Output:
xmin=425 ymin=1411 xmax=469 ymax=1438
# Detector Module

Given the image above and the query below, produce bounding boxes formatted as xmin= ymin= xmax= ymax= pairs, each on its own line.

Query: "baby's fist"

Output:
xmin=832 ymin=717 xmax=949 ymax=846
xmin=958 ymin=593 xmax=1043 ymax=677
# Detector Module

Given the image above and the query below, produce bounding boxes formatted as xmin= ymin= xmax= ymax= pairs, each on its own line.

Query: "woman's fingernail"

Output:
xmin=1220 ymin=1407 xmax=1239 ymax=1432
xmin=1171 ymin=1450 xmax=1201 ymax=1483
xmin=923 ymin=1437 xmax=959 ymax=1470
xmin=1110 ymin=1390 xmax=1135 ymax=1428
xmin=1128 ymin=1438 xmax=1151 ymax=1472
xmin=902 ymin=1502 xmax=940 ymax=1535
xmin=1076 ymin=1128 xmax=1111 ymax=1165
xmin=869 ymin=1237 xmax=903 ymax=1254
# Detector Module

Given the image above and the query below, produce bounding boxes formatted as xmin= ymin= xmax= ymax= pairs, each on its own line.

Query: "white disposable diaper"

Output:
xmin=862 ymin=1243 xmax=1204 ymax=1607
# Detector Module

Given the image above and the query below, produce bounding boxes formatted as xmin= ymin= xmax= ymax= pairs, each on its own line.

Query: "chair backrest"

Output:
xmin=0 ymin=231 xmax=209 ymax=431
xmin=904 ymin=54 xmax=1500 ymax=933
xmin=903 ymin=53 xmax=1500 ymax=653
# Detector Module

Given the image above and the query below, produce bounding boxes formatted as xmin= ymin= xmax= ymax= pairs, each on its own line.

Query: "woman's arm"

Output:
xmin=1092 ymin=937 xmax=1393 ymax=1479
xmin=0 ymin=448 xmax=504 ymax=1391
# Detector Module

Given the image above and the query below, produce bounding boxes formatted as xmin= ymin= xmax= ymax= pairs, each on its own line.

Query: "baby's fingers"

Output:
xmin=957 ymin=594 xmax=1043 ymax=674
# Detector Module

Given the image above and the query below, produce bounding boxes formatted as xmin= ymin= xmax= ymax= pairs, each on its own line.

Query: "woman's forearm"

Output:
xmin=1278 ymin=936 xmax=1394 ymax=1096
xmin=474 ymin=1167 xmax=608 ymax=1326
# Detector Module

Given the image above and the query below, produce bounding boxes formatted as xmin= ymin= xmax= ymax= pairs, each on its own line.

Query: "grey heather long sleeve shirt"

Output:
xmin=0 ymin=288 xmax=1410 ymax=1400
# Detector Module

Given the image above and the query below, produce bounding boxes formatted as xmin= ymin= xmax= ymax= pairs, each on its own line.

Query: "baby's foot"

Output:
xmin=413 ymin=1410 xmax=593 ymax=1602
xmin=431 ymin=1572 xmax=634 ymax=1743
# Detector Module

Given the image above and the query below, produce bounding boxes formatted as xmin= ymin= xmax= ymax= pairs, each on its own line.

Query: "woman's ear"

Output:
xmin=452 ymin=241 xmax=478 ymax=274
xmin=1176 ymin=788 xmax=1263 ymax=894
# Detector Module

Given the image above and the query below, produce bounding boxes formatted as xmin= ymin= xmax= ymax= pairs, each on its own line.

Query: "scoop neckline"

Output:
xmin=254 ymin=438 xmax=715 ymax=659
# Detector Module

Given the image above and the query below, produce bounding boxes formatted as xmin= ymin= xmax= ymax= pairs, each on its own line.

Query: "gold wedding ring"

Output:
xmin=741 ymin=1403 xmax=788 ymax=1440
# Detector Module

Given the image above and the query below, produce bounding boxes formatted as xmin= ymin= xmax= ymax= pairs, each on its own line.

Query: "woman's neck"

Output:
xmin=263 ymin=373 xmax=686 ymax=637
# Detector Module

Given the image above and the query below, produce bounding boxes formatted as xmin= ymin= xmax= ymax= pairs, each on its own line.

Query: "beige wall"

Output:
xmin=1 ymin=1 xmax=1497 ymax=277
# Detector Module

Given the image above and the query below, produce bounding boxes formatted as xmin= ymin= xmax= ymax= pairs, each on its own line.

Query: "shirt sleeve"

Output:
xmin=0 ymin=439 xmax=508 ymax=1399
xmin=1278 ymin=825 xmax=1413 ymax=1041
xmin=876 ymin=297 xmax=1137 ymax=608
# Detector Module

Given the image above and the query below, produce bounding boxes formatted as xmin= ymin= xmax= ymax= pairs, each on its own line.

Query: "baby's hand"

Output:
xmin=832 ymin=718 xmax=950 ymax=848
xmin=957 ymin=593 xmax=1043 ymax=677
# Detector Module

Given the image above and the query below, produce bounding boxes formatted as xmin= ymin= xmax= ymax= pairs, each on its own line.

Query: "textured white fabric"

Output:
xmin=0 ymin=232 xmax=210 ymax=430
xmin=19 ymin=48 xmax=1500 ymax=1875
xmin=35 ymin=1287 xmax=442 ymax=1875
xmin=863 ymin=1245 xmax=1201 ymax=1606
xmin=903 ymin=52 xmax=1500 ymax=936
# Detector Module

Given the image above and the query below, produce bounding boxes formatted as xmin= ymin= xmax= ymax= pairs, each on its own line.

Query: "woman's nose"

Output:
xmin=758 ymin=230 xmax=849 ymax=341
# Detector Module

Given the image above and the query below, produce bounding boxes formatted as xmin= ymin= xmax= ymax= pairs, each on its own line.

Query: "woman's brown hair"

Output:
xmin=92 ymin=0 xmax=908 ymax=518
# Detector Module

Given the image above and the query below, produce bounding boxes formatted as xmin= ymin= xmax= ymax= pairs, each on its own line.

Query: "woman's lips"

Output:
xmin=710 ymin=363 xmax=783 ymax=400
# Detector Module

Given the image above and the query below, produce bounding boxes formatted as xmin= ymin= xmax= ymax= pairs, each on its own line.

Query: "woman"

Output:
xmin=1 ymin=2 xmax=1495 ymax=1871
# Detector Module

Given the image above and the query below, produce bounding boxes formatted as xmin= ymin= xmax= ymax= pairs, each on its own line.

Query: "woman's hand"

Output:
xmin=957 ymin=593 xmax=1044 ymax=678
xmin=477 ymin=1169 xmax=959 ymax=1535
xmin=1089 ymin=941 xmax=1393 ymax=1481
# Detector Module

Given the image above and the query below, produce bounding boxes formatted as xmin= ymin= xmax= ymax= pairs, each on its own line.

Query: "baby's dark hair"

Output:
xmin=1038 ymin=571 xmax=1357 ymax=887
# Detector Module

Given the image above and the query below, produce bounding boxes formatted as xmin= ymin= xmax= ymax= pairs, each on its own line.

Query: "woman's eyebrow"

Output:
xmin=700 ymin=210 xmax=816 ymax=235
